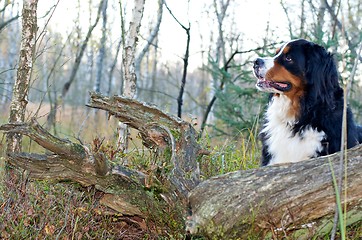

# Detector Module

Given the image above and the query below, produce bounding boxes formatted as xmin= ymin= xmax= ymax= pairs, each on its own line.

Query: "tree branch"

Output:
xmin=87 ymin=92 xmax=202 ymax=199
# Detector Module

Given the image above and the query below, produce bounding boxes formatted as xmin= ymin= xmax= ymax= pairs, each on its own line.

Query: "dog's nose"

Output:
xmin=253 ymin=58 xmax=264 ymax=69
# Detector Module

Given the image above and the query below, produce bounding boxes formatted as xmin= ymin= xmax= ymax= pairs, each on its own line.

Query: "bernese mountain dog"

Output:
xmin=253 ymin=39 xmax=362 ymax=166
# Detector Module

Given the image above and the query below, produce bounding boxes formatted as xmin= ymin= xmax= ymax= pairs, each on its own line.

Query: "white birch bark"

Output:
xmin=7 ymin=0 xmax=38 ymax=152
xmin=119 ymin=0 xmax=145 ymax=155
xmin=122 ymin=0 xmax=145 ymax=98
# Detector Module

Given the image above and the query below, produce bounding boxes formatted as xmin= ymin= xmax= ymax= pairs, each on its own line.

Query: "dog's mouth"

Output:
xmin=253 ymin=67 xmax=292 ymax=92
xmin=256 ymin=77 xmax=292 ymax=92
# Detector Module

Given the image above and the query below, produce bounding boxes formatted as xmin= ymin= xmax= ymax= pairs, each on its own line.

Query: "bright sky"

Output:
xmin=149 ymin=0 xmax=290 ymax=68
xmin=37 ymin=0 xmax=291 ymax=70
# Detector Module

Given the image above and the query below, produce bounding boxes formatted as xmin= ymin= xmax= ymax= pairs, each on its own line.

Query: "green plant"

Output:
xmin=198 ymin=129 xmax=260 ymax=179
xmin=328 ymin=157 xmax=346 ymax=240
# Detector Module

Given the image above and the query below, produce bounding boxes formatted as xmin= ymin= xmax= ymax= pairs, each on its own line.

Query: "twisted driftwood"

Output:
xmin=1 ymin=92 xmax=362 ymax=238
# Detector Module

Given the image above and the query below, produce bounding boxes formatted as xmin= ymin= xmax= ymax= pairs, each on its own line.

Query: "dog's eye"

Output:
xmin=285 ymin=54 xmax=292 ymax=62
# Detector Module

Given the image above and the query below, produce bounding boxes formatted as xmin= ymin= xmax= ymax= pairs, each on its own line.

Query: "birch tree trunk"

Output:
xmin=118 ymin=0 xmax=145 ymax=153
xmin=122 ymin=0 xmax=145 ymax=98
xmin=6 ymin=0 xmax=38 ymax=153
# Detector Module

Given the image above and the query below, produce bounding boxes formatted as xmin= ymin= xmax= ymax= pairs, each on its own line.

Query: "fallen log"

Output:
xmin=187 ymin=145 xmax=362 ymax=239
xmin=0 ymin=92 xmax=204 ymax=220
xmin=1 ymin=92 xmax=362 ymax=238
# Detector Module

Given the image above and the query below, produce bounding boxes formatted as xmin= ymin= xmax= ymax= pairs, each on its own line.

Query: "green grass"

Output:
xmin=0 ymin=129 xmax=260 ymax=239
xmin=0 ymin=171 xmax=159 ymax=239
xmin=328 ymin=157 xmax=346 ymax=240
xmin=1 ymin=106 xmax=361 ymax=239
xmin=198 ymin=130 xmax=260 ymax=179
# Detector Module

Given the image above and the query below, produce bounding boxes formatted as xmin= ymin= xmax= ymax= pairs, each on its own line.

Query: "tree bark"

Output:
xmin=1 ymin=92 xmax=202 ymax=208
xmin=119 ymin=0 xmax=145 ymax=154
xmin=187 ymin=147 xmax=362 ymax=239
xmin=122 ymin=0 xmax=145 ymax=98
xmin=7 ymin=0 xmax=38 ymax=153
xmin=1 ymin=93 xmax=362 ymax=238
xmin=87 ymin=92 xmax=202 ymax=198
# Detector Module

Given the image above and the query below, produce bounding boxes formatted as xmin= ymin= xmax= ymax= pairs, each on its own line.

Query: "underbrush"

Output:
xmin=0 ymin=129 xmax=260 ymax=239
xmin=198 ymin=131 xmax=260 ymax=179
xmin=0 ymin=171 xmax=159 ymax=239
xmin=0 ymin=106 xmax=361 ymax=239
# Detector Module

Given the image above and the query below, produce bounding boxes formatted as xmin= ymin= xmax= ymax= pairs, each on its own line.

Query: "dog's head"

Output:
xmin=253 ymin=39 xmax=341 ymax=108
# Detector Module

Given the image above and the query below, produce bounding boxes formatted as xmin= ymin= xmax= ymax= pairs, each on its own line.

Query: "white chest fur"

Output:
xmin=261 ymin=95 xmax=325 ymax=165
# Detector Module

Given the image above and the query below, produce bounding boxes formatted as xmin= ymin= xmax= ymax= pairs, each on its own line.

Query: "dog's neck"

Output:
xmin=267 ymin=94 xmax=298 ymax=125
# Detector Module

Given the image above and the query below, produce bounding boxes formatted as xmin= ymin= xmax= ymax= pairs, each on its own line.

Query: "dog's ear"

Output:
xmin=304 ymin=43 xmax=341 ymax=108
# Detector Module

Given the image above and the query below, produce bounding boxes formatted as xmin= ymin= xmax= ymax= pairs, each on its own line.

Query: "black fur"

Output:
xmin=259 ymin=39 xmax=362 ymax=166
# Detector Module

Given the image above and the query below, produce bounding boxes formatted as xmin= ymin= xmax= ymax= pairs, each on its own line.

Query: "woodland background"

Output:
xmin=0 ymin=0 xmax=361 ymax=239
xmin=0 ymin=0 xmax=361 ymax=140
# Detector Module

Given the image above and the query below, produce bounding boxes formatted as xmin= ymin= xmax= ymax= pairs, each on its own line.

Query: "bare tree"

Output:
xmin=6 ymin=0 xmax=38 ymax=153
xmin=213 ymin=0 xmax=230 ymax=65
xmin=0 ymin=2 xmax=20 ymax=32
xmin=0 ymin=2 xmax=20 ymax=105
xmin=94 ymin=0 xmax=108 ymax=93
xmin=324 ymin=0 xmax=362 ymax=62
xmin=135 ymin=0 xmax=164 ymax=93
xmin=118 ymin=0 xmax=145 ymax=153
xmin=122 ymin=0 xmax=145 ymax=98
xmin=45 ymin=32 xmax=73 ymax=134
xmin=61 ymin=0 xmax=104 ymax=99
xmin=149 ymin=35 xmax=159 ymax=103
xmin=164 ymin=1 xmax=191 ymax=118
xmin=198 ymin=0 xmax=231 ymax=137
xmin=107 ymin=38 xmax=122 ymax=96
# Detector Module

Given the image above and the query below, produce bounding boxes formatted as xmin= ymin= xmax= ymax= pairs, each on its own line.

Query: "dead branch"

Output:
xmin=87 ymin=92 xmax=202 ymax=199
xmin=1 ymin=92 xmax=203 ymax=216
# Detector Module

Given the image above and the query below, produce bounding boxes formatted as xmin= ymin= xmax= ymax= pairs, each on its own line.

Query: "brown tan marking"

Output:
xmin=266 ymin=62 xmax=305 ymax=119
xmin=282 ymin=46 xmax=290 ymax=54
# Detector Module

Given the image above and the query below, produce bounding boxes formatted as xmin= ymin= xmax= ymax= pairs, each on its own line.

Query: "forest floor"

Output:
xmin=0 ymin=104 xmax=361 ymax=239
